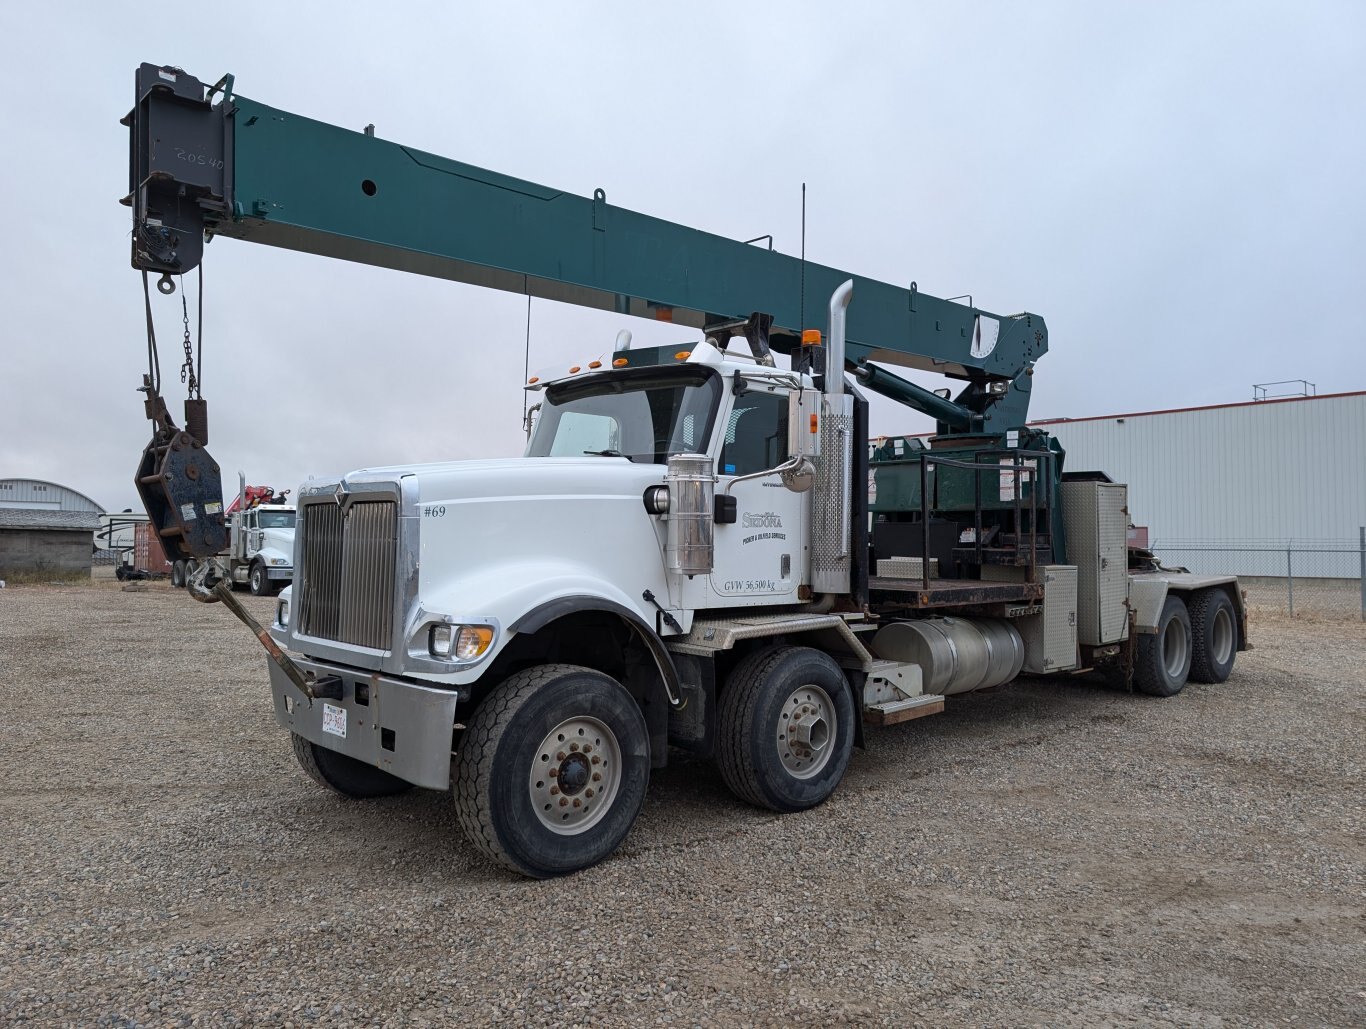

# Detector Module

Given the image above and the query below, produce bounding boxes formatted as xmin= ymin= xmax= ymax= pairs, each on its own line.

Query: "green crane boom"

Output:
xmin=124 ymin=63 xmax=1047 ymax=433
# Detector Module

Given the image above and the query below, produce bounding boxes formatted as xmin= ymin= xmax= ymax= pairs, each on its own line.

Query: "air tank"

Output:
xmin=871 ymin=617 xmax=1025 ymax=696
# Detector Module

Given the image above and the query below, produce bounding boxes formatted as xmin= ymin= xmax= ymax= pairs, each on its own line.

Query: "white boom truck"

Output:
xmin=261 ymin=289 xmax=1246 ymax=878
xmin=122 ymin=65 xmax=1247 ymax=878
xmin=170 ymin=474 xmax=295 ymax=596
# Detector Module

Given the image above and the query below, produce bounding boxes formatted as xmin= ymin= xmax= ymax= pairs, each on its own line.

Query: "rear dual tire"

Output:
xmin=1134 ymin=596 xmax=1192 ymax=697
xmin=1188 ymin=588 xmax=1237 ymax=684
xmin=1134 ymin=590 xmax=1238 ymax=696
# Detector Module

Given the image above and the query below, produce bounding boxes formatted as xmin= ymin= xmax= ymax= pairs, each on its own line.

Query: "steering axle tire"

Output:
xmin=291 ymin=733 xmax=413 ymax=798
xmin=453 ymin=664 xmax=650 ymax=878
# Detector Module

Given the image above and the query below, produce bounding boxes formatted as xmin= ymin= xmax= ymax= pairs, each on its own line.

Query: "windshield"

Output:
xmin=527 ymin=369 xmax=721 ymax=464
xmin=257 ymin=511 xmax=296 ymax=529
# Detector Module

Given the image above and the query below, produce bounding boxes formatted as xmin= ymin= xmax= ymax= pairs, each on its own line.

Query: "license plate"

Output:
xmin=321 ymin=702 xmax=347 ymax=739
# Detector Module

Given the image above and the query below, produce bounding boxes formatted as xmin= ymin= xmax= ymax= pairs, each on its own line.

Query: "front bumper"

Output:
xmin=269 ymin=656 xmax=463 ymax=790
xmin=267 ymin=566 xmax=293 ymax=580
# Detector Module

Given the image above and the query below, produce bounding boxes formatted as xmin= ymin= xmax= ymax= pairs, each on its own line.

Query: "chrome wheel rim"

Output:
xmin=1164 ymin=617 xmax=1190 ymax=678
xmin=777 ymin=684 xmax=837 ymax=779
xmin=1212 ymin=606 xmax=1234 ymax=666
xmin=528 ymin=716 xmax=621 ymax=835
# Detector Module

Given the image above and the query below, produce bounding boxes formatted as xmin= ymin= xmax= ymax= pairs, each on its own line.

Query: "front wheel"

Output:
xmin=1134 ymin=595 xmax=1192 ymax=697
xmin=249 ymin=562 xmax=272 ymax=596
xmin=717 ymin=646 xmax=856 ymax=812
xmin=170 ymin=561 xmax=185 ymax=588
xmin=291 ymin=734 xmax=412 ymax=798
xmin=453 ymin=664 xmax=650 ymax=878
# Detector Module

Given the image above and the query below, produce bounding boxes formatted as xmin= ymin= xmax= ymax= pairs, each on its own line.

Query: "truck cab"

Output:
xmin=232 ymin=503 xmax=296 ymax=595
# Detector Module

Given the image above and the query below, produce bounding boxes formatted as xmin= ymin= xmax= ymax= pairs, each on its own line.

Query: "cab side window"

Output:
xmin=720 ymin=391 xmax=789 ymax=476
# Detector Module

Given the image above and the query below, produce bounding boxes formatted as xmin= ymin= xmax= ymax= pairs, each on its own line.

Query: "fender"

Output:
xmin=510 ymin=595 xmax=683 ymax=708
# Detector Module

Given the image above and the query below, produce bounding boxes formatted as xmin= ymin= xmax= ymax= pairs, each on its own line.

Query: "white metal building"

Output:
xmin=1032 ymin=391 xmax=1366 ymax=577
xmin=0 ymin=478 xmax=105 ymax=577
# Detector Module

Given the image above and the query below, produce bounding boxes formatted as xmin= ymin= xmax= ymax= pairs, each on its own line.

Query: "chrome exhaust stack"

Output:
xmin=825 ymin=279 xmax=854 ymax=397
xmin=811 ymin=280 xmax=856 ymax=594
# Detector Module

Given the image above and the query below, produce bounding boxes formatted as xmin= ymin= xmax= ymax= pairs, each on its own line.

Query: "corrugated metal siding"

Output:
xmin=0 ymin=479 xmax=103 ymax=513
xmin=1040 ymin=393 xmax=1366 ymax=575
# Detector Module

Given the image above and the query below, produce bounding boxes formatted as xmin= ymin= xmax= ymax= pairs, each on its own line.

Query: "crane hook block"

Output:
xmin=133 ymin=430 xmax=228 ymax=561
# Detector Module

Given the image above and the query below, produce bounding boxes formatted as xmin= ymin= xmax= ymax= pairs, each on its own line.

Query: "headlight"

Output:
xmin=276 ymin=597 xmax=290 ymax=627
xmin=270 ymin=558 xmax=288 ymax=565
xmin=430 ymin=623 xmax=495 ymax=660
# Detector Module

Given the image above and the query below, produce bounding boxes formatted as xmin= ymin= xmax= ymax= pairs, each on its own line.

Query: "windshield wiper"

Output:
xmin=584 ymin=449 xmax=628 ymax=458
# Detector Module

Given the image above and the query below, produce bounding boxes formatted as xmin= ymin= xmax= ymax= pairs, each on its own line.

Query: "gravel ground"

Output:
xmin=1 ymin=578 xmax=1362 ymax=1026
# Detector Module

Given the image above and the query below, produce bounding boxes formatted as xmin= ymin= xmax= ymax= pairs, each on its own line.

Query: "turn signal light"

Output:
xmin=674 ymin=351 xmax=691 ymax=360
xmin=613 ymin=358 xmax=629 ymax=367
xmin=454 ymin=626 xmax=495 ymax=660
xmin=569 ymin=365 xmax=581 ymax=374
xmin=527 ymin=376 xmax=540 ymax=384
xmin=801 ymin=329 xmax=822 ymax=346
xmin=588 ymin=360 xmax=602 ymax=369
xmin=430 ymin=623 xmax=495 ymax=660
xmin=810 ymin=413 xmax=819 ymax=433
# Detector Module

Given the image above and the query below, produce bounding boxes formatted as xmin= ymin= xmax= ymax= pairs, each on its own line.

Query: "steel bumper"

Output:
xmin=269 ymin=656 xmax=461 ymax=790
xmin=267 ymin=567 xmax=293 ymax=580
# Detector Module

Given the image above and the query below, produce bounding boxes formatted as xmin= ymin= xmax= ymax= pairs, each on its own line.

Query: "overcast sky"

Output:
xmin=1 ymin=1 xmax=1362 ymax=513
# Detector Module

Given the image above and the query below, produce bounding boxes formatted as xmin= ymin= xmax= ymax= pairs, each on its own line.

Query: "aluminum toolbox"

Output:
xmin=1061 ymin=480 xmax=1129 ymax=645
xmin=1020 ymin=564 xmax=1079 ymax=673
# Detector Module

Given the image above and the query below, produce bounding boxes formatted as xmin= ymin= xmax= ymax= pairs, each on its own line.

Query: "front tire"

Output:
xmin=1134 ymin=595 xmax=1192 ymax=697
xmin=1188 ymin=589 xmax=1237 ymax=683
xmin=453 ymin=664 xmax=650 ymax=878
xmin=170 ymin=561 xmax=185 ymax=588
xmin=717 ymin=646 xmax=856 ymax=812
xmin=291 ymin=733 xmax=412 ymax=798
xmin=249 ymin=562 xmax=272 ymax=596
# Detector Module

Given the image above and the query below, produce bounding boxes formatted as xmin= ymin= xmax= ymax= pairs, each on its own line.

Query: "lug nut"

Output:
xmin=570 ymin=742 xmax=580 ymax=752
xmin=557 ymin=751 xmax=566 ymax=761
xmin=572 ymin=798 xmax=582 ymax=808
xmin=591 ymin=772 xmax=602 ymax=782
xmin=591 ymin=756 xmax=601 ymax=765
xmin=550 ymin=786 xmax=560 ymax=795
xmin=548 ymin=767 xmax=558 ymax=778
xmin=583 ymin=745 xmax=592 ymax=754
xmin=585 ymin=788 xmax=594 ymax=798
xmin=559 ymin=798 xmax=569 ymax=807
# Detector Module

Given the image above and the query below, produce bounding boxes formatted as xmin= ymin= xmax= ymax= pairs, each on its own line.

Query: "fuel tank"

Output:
xmin=871 ymin=617 xmax=1025 ymax=696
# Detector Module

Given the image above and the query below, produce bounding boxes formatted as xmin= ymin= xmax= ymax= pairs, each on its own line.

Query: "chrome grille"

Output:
xmin=298 ymin=498 xmax=398 ymax=649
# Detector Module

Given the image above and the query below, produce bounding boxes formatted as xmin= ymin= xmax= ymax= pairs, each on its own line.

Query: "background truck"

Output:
xmin=123 ymin=64 xmax=1247 ymax=878
xmin=169 ymin=474 xmax=295 ymax=595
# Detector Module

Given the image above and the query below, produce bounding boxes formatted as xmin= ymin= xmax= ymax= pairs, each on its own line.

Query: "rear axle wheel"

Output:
xmin=717 ymin=646 xmax=855 ymax=812
xmin=1134 ymin=595 xmax=1192 ymax=697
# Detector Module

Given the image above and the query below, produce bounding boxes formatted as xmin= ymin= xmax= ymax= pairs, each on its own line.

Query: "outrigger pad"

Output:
xmin=134 ymin=431 xmax=227 ymax=561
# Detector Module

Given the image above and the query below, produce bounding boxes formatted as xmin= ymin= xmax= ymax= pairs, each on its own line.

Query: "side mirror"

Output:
xmin=780 ymin=457 xmax=816 ymax=493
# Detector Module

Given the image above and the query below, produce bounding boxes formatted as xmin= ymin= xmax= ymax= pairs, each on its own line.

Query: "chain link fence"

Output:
xmin=1151 ymin=531 xmax=1366 ymax=620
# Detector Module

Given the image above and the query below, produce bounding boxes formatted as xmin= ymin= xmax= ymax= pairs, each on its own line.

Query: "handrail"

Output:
xmin=891 ymin=447 xmax=1053 ymax=593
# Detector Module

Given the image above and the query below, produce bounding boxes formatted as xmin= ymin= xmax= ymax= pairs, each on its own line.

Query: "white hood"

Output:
xmin=400 ymin=457 xmax=674 ymax=641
